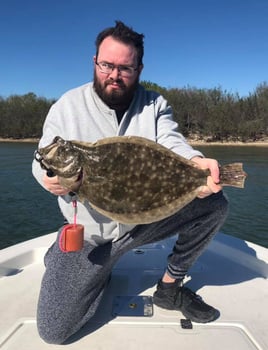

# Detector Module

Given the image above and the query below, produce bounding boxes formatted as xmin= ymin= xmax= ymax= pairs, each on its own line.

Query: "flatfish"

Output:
xmin=35 ymin=136 xmax=246 ymax=224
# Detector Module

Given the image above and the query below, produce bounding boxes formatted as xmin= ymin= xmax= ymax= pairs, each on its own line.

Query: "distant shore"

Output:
xmin=189 ymin=139 xmax=268 ymax=147
xmin=0 ymin=138 xmax=39 ymax=143
xmin=1 ymin=137 xmax=268 ymax=146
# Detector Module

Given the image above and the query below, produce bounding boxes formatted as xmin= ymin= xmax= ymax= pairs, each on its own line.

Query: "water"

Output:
xmin=0 ymin=142 xmax=63 ymax=249
xmin=198 ymin=145 xmax=268 ymax=247
xmin=0 ymin=142 xmax=267 ymax=250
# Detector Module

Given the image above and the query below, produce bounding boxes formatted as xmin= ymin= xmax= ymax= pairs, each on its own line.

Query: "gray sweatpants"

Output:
xmin=37 ymin=192 xmax=228 ymax=344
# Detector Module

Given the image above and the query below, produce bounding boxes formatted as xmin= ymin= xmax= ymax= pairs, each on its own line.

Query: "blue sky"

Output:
xmin=1 ymin=0 xmax=267 ymax=99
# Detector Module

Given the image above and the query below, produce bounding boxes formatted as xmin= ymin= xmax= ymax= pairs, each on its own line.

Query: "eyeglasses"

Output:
xmin=96 ymin=61 xmax=138 ymax=77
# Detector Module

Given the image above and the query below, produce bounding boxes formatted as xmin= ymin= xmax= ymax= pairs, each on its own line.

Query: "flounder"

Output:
xmin=35 ymin=136 xmax=246 ymax=224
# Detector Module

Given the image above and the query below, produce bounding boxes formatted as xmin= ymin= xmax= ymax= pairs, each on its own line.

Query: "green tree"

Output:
xmin=0 ymin=93 xmax=54 ymax=138
xmin=1 ymin=82 xmax=268 ymax=141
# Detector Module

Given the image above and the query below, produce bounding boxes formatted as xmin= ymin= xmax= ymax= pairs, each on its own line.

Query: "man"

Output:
xmin=32 ymin=21 xmax=228 ymax=344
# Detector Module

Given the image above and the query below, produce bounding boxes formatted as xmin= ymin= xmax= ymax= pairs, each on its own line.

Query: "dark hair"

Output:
xmin=95 ymin=20 xmax=144 ymax=66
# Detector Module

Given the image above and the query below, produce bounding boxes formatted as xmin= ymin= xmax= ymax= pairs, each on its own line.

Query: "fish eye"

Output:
xmin=53 ymin=136 xmax=62 ymax=143
xmin=54 ymin=136 xmax=70 ymax=148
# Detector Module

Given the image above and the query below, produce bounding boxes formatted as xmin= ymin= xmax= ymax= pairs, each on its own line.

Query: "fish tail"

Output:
xmin=219 ymin=163 xmax=247 ymax=188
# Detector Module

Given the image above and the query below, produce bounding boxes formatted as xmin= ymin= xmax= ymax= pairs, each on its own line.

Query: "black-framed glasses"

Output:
xmin=96 ymin=61 xmax=138 ymax=77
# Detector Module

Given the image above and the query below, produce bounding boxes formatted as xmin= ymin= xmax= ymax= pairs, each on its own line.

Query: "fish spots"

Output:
xmin=38 ymin=135 xmax=210 ymax=224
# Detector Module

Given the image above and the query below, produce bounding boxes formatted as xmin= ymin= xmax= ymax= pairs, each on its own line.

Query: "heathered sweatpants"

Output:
xmin=37 ymin=191 xmax=228 ymax=344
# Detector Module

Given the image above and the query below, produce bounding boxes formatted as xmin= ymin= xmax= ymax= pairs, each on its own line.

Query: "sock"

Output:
xmin=160 ymin=279 xmax=182 ymax=289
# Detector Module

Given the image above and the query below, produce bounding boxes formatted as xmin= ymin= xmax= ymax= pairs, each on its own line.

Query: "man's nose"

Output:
xmin=109 ymin=67 xmax=121 ymax=79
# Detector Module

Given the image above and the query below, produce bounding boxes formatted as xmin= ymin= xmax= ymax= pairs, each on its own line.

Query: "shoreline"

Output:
xmin=0 ymin=138 xmax=39 ymax=143
xmin=189 ymin=140 xmax=268 ymax=146
xmin=0 ymin=137 xmax=268 ymax=147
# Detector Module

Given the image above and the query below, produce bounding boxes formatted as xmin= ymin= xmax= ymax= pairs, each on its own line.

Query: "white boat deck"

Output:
xmin=0 ymin=232 xmax=267 ymax=349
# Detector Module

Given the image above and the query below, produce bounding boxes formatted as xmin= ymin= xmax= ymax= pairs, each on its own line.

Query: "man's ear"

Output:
xmin=138 ymin=64 xmax=144 ymax=74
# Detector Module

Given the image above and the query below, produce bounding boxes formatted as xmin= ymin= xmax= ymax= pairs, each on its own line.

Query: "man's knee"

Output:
xmin=212 ymin=191 xmax=229 ymax=219
xmin=37 ymin=321 xmax=69 ymax=345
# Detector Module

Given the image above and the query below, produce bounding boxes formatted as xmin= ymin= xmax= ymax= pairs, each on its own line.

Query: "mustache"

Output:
xmin=104 ymin=79 xmax=126 ymax=88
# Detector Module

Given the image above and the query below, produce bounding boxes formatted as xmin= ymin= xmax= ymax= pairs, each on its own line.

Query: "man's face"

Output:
xmin=93 ymin=36 xmax=143 ymax=109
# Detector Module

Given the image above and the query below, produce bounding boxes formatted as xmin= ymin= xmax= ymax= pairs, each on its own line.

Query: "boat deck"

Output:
xmin=0 ymin=232 xmax=267 ymax=349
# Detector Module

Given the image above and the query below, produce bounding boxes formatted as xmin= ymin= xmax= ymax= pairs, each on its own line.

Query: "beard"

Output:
xmin=93 ymin=71 xmax=139 ymax=110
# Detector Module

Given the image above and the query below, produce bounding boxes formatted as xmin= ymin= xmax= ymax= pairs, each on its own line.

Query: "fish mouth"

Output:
xmin=34 ymin=136 xmax=79 ymax=175
xmin=34 ymin=149 xmax=51 ymax=171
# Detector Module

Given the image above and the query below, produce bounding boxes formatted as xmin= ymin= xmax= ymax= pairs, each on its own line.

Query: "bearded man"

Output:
xmin=32 ymin=21 xmax=228 ymax=345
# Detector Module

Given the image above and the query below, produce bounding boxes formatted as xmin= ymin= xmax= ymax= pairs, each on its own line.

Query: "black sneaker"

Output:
xmin=153 ymin=280 xmax=220 ymax=323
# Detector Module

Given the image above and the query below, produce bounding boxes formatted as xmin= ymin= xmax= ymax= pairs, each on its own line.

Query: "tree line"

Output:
xmin=0 ymin=82 xmax=268 ymax=141
xmin=142 ymin=81 xmax=268 ymax=142
xmin=0 ymin=93 xmax=55 ymax=139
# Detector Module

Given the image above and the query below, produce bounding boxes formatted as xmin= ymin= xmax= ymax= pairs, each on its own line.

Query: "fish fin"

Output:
xmin=219 ymin=163 xmax=247 ymax=188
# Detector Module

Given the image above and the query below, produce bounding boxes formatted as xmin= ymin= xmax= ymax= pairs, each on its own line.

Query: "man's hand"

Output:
xmin=43 ymin=173 xmax=70 ymax=196
xmin=191 ymin=156 xmax=222 ymax=198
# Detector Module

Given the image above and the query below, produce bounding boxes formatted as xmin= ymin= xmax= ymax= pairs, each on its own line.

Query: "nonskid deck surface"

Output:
xmin=0 ymin=233 xmax=267 ymax=350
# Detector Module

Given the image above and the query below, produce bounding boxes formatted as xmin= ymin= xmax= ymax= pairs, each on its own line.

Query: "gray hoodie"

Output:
xmin=32 ymin=82 xmax=203 ymax=245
